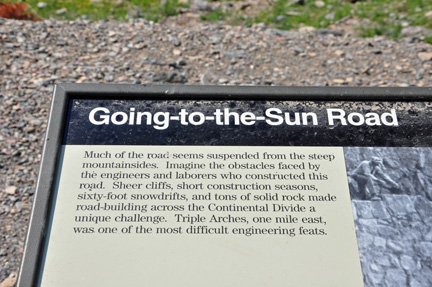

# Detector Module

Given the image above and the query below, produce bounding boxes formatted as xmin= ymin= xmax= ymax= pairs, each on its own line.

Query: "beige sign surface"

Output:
xmin=40 ymin=145 xmax=363 ymax=286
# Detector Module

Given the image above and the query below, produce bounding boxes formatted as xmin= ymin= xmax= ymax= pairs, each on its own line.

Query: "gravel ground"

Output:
xmin=1 ymin=13 xmax=432 ymax=286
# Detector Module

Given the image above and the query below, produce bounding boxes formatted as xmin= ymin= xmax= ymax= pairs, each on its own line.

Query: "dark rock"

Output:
xmin=153 ymin=72 xmax=187 ymax=83
xmin=176 ymin=59 xmax=187 ymax=66
xmin=166 ymin=72 xmax=187 ymax=83
xmin=315 ymin=28 xmax=343 ymax=37
xmin=223 ymin=50 xmax=246 ymax=59
xmin=168 ymin=35 xmax=181 ymax=46
xmin=293 ymin=46 xmax=304 ymax=55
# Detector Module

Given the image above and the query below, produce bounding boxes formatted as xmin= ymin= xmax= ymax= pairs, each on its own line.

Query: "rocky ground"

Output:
xmin=1 ymin=9 xmax=432 ymax=286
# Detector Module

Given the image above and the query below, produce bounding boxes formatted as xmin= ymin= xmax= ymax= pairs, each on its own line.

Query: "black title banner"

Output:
xmin=64 ymin=99 xmax=432 ymax=146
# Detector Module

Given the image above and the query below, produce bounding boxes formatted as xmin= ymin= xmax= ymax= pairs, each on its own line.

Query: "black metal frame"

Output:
xmin=17 ymin=83 xmax=432 ymax=287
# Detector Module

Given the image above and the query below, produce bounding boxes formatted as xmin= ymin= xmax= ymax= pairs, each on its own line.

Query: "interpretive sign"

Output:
xmin=18 ymin=84 xmax=432 ymax=287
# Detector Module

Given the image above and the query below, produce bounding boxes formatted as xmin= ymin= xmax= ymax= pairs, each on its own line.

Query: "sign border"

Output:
xmin=17 ymin=83 xmax=432 ymax=287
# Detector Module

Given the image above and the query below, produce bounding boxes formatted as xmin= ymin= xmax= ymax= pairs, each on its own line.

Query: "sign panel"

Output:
xmin=18 ymin=84 xmax=432 ymax=287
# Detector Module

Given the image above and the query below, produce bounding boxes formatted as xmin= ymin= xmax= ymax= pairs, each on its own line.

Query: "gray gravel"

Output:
xmin=1 ymin=15 xmax=432 ymax=286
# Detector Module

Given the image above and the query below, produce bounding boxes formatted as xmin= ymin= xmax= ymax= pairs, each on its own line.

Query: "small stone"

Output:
xmin=26 ymin=188 xmax=35 ymax=195
xmin=37 ymin=2 xmax=47 ymax=9
xmin=315 ymin=28 xmax=343 ymax=37
xmin=368 ymin=269 xmax=384 ymax=285
xmin=416 ymin=241 xmax=432 ymax=259
xmin=335 ymin=50 xmax=345 ymax=57
xmin=401 ymin=26 xmax=432 ymax=38
xmin=33 ymin=79 xmax=44 ymax=86
xmin=373 ymin=236 xmax=386 ymax=248
xmin=272 ymin=29 xmax=302 ymax=38
xmin=325 ymin=12 xmax=335 ymax=20
xmin=400 ymin=255 xmax=417 ymax=272
xmin=253 ymin=23 xmax=267 ymax=30
xmin=385 ymin=268 xmax=407 ymax=286
xmin=418 ymin=52 xmax=432 ymax=61
xmin=56 ymin=8 xmax=67 ymax=15
xmin=134 ymin=42 xmax=147 ymax=50
xmin=402 ymin=26 xmax=423 ymax=36
xmin=209 ymin=36 xmax=222 ymax=44
xmin=285 ymin=11 xmax=302 ymax=16
xmin=315 ymin=1 xmax=325 ymax=8
xmin=152 ymin=72 xmax=167 ymax=82
xmin=168 ymin=35 xmax=181 ymax=47
xmin=276 ymin=15 xmax=286 ymax=22
xmin=173 ymin=49 xmax=182 ymax=56
xmin=218 ymin=78 xmax=229 ymax=84
xmin=416 ymin=69 xmax=425 ymax=80
xmin=5 ymin=186 xmax=16 ymax=195
xmin=425 ymin=10 xmax=432 ymax=19
xmin=0 ymin=272 xmax=17 ymax=287
xmin=191 ymin=0 xmax=212 ymax=11
xmin=166 ymin=72 xmax=187 ymax=83
xmin=293 ymin=46 xmax=304 ymax=55
xmin=401 ymin=21 xmax=410 ymax=28
xmin=387 ymin=240 xmax=404 ymax=253
xmin=375 ymin=254 xmax=392 ymax=267
xmin=408 ymin=36 xmax=422 ymax=43
xmin=298 ymin=26 xmax=316 ymax=34
xmin=176 ymin=59 xmax=187 ymax=66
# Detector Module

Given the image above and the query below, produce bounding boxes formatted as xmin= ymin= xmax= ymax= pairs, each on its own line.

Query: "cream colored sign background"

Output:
xmin=40 ymin=145 xmax=363 ymax=287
